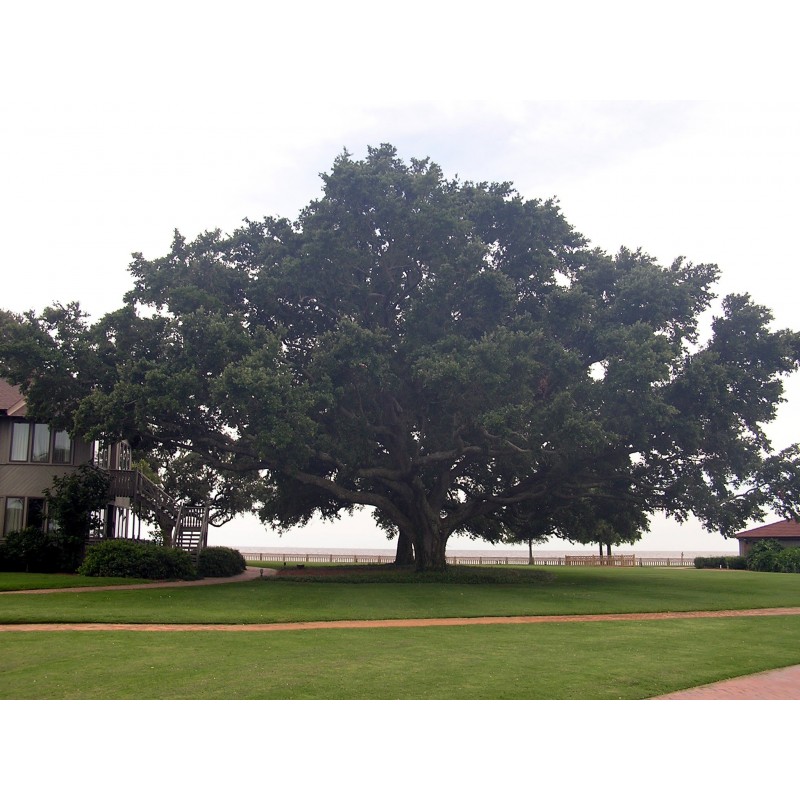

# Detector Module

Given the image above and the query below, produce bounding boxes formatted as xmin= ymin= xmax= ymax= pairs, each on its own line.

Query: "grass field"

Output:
xmin=4 ymin=616 xmax=800 ymax=699
xmin=1 ymin=566 xmax=798 ymax=624
xmin=0 ymin=572 xmax=147 ymax=592
xmin=2 ymin=566 xmax=799 ymax=699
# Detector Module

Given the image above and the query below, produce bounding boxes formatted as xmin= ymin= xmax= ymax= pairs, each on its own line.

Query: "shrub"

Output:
xmin=693 ymin=556 xmax=747 ymax=570
xmin=78 ymin=539 xmax=196 ymax=580
xmin=0 ymin=527 xmax=62 ymax=572
xmin=695 ymin=556 xmax=722 ymax=569
xmin=775 ymin=547 xmax=800 ymax=574
xmin=746 ymin=539 xmax=786 ymax=572
xmin=197 ymin=546 xmax=246 ymax=577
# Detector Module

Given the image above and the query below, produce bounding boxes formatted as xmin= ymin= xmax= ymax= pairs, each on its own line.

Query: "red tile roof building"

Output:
xmin=734 ymin=520 xmax=800 ymax=555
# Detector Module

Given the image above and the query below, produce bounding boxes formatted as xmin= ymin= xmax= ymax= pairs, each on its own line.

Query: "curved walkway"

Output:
xmin=4 ymin=566 xmax=273 ymax=594
xmin=653 ymin=664 xmax=800 ymax=700
xmin=2 ymin=569 xmax=799 ymax=698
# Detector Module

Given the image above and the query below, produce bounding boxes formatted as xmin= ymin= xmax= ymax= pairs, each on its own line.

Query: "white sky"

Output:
xmin=3 ymin=1 xmax=799 ymax=553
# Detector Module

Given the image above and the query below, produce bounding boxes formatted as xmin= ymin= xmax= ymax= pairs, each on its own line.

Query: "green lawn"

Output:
xmin=1 ymin=566 xmax=799 ymax=699
xmin=3 ymin=616 xmax=800 ymax=699
xmin=0 ymin=567 xmax=798 ymax=624
xmin=0 ymin=572 xmax=151 ymax=592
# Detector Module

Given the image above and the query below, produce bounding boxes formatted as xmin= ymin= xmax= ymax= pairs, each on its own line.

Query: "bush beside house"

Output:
xmin=693 ymin=543 xmax=800 ymax=572
xmin=76 ymin=541 xmax=245 ymax=580
xmin=0 ymin=527 xmax=63 ymax=572
xmin=746 ymin=539 xmax=800 ymax=573
xmin=78 ymin=539 xmax=196 ymax=580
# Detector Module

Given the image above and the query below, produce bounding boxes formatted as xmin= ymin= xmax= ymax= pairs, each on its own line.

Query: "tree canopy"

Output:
xmin=3 ymin=144 xmax=800 ymax=569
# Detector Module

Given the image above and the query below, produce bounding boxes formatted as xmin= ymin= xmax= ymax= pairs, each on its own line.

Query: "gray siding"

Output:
xmin=0 ymin=417 xmax=94 ymax=536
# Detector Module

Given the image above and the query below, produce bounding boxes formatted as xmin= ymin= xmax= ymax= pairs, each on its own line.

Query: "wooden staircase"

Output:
xmin=173 ymin=504 xmax=210 ymax=563
xmin=107 ymin=469 xmax=209 ymax=560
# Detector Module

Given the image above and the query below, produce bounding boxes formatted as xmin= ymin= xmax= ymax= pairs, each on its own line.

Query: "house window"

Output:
xmin=10 ymin=422 xmax=29 ymax=461
xmin=4 ymin=498 xmax=24 ymax=533
xmin=8 ymin=423 xmax=72 ymax=464
xmin=47 ymin=504 xmax=61 ymax=533
xmin=93 ymin=441 xmax=101 ymax=468
xmin=2 ymin=498 xmax=48 ymax=534
xmin=27 ymin=498 xmax=45 ymax=530
xmin=53 ymin=430 xmax=72 ymax=464
xmin=95 ymin=443 xmax=110 ymax=470
xmin=117 ymin=442 xmax=131 ymax=471
xmin=31 ymin=424 xmax=51 ymax=462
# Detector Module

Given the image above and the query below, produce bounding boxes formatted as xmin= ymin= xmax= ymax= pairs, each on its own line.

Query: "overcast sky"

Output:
xmin=2 ymin=2 xmax=798 ymax=553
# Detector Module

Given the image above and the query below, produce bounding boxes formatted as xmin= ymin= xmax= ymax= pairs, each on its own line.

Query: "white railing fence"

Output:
xmin=239 ymin=552 xmax=698 ymax=568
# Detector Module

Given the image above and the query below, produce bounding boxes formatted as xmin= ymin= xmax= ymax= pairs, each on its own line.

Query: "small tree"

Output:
xmin=44 ymin=464 xmax=111 ymax=570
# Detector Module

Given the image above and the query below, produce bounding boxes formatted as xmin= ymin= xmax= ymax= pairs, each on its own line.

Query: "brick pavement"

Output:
xmin=652 ymin=664 xmax=800 ymax=699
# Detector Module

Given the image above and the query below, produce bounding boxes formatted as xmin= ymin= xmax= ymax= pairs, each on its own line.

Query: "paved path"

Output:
xmin=4 ymin=566 xmax=273 ymax=594
xmin=3 ymin=569 xmax=799 ymax=698
xmin=653 ymin=664 xmax=800 ymax=700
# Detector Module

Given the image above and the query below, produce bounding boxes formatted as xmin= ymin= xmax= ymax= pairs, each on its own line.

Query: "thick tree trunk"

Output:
xmin=528 ymin=538 xmax=533 ymax=565
xmin=394 ymin=530 xmax=415 ymax=566
xmin=605 ymin=543 xmax=611 ymax=558
xmin=413 ymin=519 xmax=448 ymax=571
xmin=599 ymin=543 xmax=603 ymax=557
xmin=394 ymin=488 xmax=449 ymax=571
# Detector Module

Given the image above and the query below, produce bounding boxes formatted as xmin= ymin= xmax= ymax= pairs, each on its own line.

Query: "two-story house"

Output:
xmin=0 ymin=378 xmax=93 ymax=536
xmin=0 ymin=378 xmax=208 ymax=556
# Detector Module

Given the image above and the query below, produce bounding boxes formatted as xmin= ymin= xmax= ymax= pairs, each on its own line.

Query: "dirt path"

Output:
xmin=2 ymin=605 xmax=800 ymax=632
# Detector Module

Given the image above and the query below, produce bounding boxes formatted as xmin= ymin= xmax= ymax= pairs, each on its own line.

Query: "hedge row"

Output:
xmin=746 ymin=539 xmax=800 ymax=573
xmin=78 ymin=539 xmax=196 ymax=580
xmin=693 ymin=556 xmax=747 ymax=570
xmin=77 ymin=541 xmax=246 ymax=580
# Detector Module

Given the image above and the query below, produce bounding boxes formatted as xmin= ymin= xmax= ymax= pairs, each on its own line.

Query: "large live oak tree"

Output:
xmin=3 ymin=145 xmax=800 ymax=569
